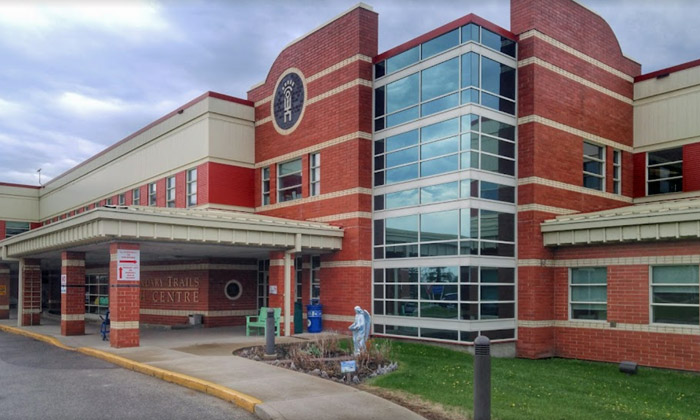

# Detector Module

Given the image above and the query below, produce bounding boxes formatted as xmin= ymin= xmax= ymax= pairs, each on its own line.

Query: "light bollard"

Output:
xmin=473 ymin=335 xmax=491 ymax=420
xmin=265 ymin=308 xmax=276 ymax=356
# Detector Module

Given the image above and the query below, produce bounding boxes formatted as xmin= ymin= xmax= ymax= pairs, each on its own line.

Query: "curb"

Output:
xmin=0 ymin=324 xmax=263 ymax=414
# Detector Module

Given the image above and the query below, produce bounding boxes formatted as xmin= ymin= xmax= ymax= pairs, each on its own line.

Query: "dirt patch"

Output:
xmin=360 ymin=386 xmax=469 ymax=420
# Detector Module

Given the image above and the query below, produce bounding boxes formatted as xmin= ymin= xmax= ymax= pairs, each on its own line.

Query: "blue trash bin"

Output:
xmin=307 ymin=303 xmax=323 ymax=333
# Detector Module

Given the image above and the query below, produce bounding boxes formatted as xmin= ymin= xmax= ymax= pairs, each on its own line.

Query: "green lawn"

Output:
xmin=368 ymin=340 xmax=699 ymax=420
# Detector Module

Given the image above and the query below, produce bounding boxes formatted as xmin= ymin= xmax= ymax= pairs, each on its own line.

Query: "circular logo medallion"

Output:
xmin=272 ymin=69 xmax=306 ymax=134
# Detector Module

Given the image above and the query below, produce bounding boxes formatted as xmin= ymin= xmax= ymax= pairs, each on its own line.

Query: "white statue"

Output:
xmin=348 ymin=306 xmax=371 ymax=355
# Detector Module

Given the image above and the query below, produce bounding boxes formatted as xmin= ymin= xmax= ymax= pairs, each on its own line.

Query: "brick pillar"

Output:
xmin=268 ymin=251 xmax=296 ymax=335
xmin=19 ymin=258 xmax=41 ymax=326
xmin=61 ymin=251 xmax=85 ymax=335
xmin=0 ymin=264 xmax=10 ymax=319
xmin=109 ymin=243 xmax=140 ymax=348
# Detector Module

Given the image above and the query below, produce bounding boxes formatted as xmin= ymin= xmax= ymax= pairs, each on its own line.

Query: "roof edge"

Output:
xmin=635 ymin=58 xmax=700 ymax=83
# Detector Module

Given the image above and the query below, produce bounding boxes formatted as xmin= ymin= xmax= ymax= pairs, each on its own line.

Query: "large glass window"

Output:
xmin=613 ymin=150 xmax=621 ymax=194
xmin=570 ymin=268 xmax=607 ymax=320
xmin=257 ymin=260 xmax=269 ymax=309
xmin=295 ymin=257 xmax=303 ymax=303
xmin=132 ymin=188 xmax=140 ymax=206
xmin=374 ymin=115 xmax=516 ymax=186
xmin=647 ymin=148 xmax=682 ymax=195
xmin=118 ymin=193 xmax=125 ymax=206
xmin=651 ymin=265 xmax=699 ymax=325
xmin=5 ymin=221 xmax=30 ymax=238
xmin=310 ymin=256 xmax=321 ymax=303
xmin=278 ymin=159 xmax=302 ymax=202
xmin=166 ymin=176 xmax=176 ymax=208
xmin=583 ymin=142 xmax=605 ymax=191
xmin=187 ymin=168 xmax=197 ymax=207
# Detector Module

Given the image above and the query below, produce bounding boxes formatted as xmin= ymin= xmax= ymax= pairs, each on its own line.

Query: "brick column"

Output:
xmin=19 ymin=258 xmax=41 ymax=326
xmin=268 ymin=251 xmax=296 ymax=335
xmin=0 ymin=264 xmax=10 ymax=319
xmin=109 ymin=243 xmax=140 ymax=348
xmin=61 ymin=251 xmax=85 ymax=335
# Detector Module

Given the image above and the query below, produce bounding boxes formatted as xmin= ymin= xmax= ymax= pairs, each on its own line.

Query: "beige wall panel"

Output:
xmin=0 ymin=186 xmax=39 ymax=221
xmin=39 ymin=118 xmax=210 ymax=219
xmin=634 ymin=89 xmax=700 ymax=148
xmin=208 ymin=116 xmax=255 ymax=165
xmin=635 ymin=66 xmax=700 ymax=100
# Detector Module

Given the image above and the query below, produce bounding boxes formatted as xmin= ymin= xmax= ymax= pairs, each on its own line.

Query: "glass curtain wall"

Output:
xmin=372 ymin=21 xmax=517 ymax=344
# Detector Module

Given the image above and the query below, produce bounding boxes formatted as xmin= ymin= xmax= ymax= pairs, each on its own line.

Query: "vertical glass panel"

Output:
xmin=481 ymin=181 xmax=515 ymax=202
xmin=481 ymin=285 xmax=515 ymax=301
xmin=385 ymin=215 xmax=418 ymax=244
xmin=460 ymin=208 xmax=478 ymax=238
xmin=386 ymin=163 xmax=419 ymax=184
xmin=374 ymin=117 xmax=385 ymax=131
xmin=386 ymin=106 xmax=419 ymax=128
xmin=421 ymin=136 xmax=459 ymax=159
xmin=386 ymin=73 xmax=419 ymax=113
xmin=480 ymin=210 xmax=514 ymax=242
xmin=481 ymin=303 xmax=515 ymax=319
xmin=386 ymin=46 xmax=420 ymax=74
xmin=386 ymin=267 xmax=418 ymax=283
xmin=386 ymin=188 xmax=419 ymax=209
xmin=374 ymin=301 xmax=384 ymax=316
xmin=460 ymin=152 xmax=479 ymax=170
xmin=461 ymin=88 xmax=480 ymax=104
xmin=460 ymin=179 xmax=474 ymax=198
xmin=374 ymin=61 xmax=386 ymax=79
xmin=460 ymin=241 xmax=479 ymax=255
xmin=481 ymin=28 xmax=516 ymax=57
xmin=421 ymin=93 xmax=459 ymax=117
xmin=386 ymin=129 xmax=419 ymax=152
xmin=460 ymin=266 xmax=478 ymax=283
xmin=461 ymin=114 xmax=479 ymax=132
xmin=481 ymin=154 xmax=515 ymax=176
xmin=421 ymin=154 xmax=458 ymax=177
xmin=481 ymin=135 xmax=515 ymax=158
xmin=421 ymin=58 xmax=459 ymax=101
xmin=373 ymin=219 xmax=384 ymax=245
xmin=386 ymin=284 xmax=418 ymax=299
xmin=481 ymin=117 xmax=515 ymax=141
xmin=460 ymin=303 xmax=479 ymax=320
xmin=374 ymin=86 xmax=385 ymax=117
xmin=461 ymin=23 xmax=479 ymax=43
xmin=421 ymin=210 xmax=459 ymax=241
xmin=481 ymin=267 xmax=515 ymax=283
xmin=374 ymin=268 xmax=384 ymax=283
xmin=461 ymin=52 xmax=479 ymax=88
xmin=374 ymin=139 xmax=385 ymax=155
xmin=374 ymin=171 xmax=385 ymax=187
xmin=374 ymin=155 xmax=384 ymax=172
xmin=481 ymin=93 xmax=516 ymax=115
xmin=421 ymin=29 xmax=459 ymax=59
xmin=421 ymin=118 xmax=459 ymax=143
xmin=421 ymin=181 xmax=459 ymax=204
xmin=386 ymin=147 xmax=419 ymax=168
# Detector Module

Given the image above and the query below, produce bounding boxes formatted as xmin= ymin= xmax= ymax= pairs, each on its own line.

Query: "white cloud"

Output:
xmin=56 ymin=92 xmax=125 ymax=116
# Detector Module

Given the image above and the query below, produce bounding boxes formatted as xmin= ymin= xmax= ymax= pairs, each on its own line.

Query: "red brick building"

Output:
xmin=0 ymin=1 xmax=698 ymax=370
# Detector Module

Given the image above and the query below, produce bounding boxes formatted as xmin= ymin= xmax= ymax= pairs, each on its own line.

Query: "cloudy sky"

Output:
xmin=0 ymin=0 xmax=698 ymax=186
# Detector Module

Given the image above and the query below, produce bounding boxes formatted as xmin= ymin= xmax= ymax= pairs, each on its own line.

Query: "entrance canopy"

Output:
xmin=0 ymin=206 xmax=344 ymax=266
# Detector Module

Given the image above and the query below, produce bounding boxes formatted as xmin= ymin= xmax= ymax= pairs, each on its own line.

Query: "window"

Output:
xmin=148 ymin=182 xmax=157 ymax=206
xmin=310 ymin=256 xmax=321 ymax=302
xmin=166 ymin=176 xmax=176 ymax=207
xmin=106 ymin=198 xmax=112 ymax=206
xmin=570 ymin=268 xmax=607 ymax=320
xmin=187 ymin=168 xmax=197 ymax=207
xmin=310 ymin=153 xmax=320 ymax=196
xmin=261 ymin=167 xmax=270 ymax=205
xmin=5 ymin=221 xmax=30 ymax=238
xmin=278 ymin=159 xmax=302 ymax=202
xmin=612 ymin=150 xmax=621 ymax=194
xmin=132 ymin=188 xmax=140 ymax=206
xmin=118 ymin=193 xmax=125 ymax=206
xmin=647 ymin=148 xmax=682 ymax=195
xmin=257 ymin=260 xmax=270 ymax=309
xmin=583 ymin=142 xmax=605 ymax=191
xmin=651 ymin=265 xmax=699 ymax=325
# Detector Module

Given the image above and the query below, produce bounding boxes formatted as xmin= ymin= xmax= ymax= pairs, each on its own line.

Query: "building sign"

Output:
xmin=0 ymin=285 xmax=6 ymax=296
xmin=117 ymin=249 xmax=140 ymax=281
xmin=272 ymin=69 xmax=306 ymax=134
xmin=141 ymin=277 xmax=200 ymax=304
xmin=269 ymin=285 xmax=278 ymax=295
xmin=340 ymin=360 xmax=356 ymax=373
xmin=60 ymin=274 xmax=67 ymax=294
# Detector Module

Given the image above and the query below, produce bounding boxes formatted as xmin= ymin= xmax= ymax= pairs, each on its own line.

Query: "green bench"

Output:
xmin=246 ymin=307 xmax=281 ymax=337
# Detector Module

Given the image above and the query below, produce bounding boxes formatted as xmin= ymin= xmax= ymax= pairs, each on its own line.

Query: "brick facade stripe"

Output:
xmin=111 ymin=321 xmax=140 ymax=330
xmin=254 ymin=132 xmax=372 ymax=168
xmin=257 ymin=187 xmax=372 ymax=211
xmin=518 ymin=57 xmax=632 ymax=104
xmin=519 ymin=176 xmax=633 ymax=203
xmin=517 ymin=204 xmax=578 ymax=215
xmin=520 ymin=254 xmax=700 ymax=267
xmin=140 ymin=309 xmax=257 ymax=317
xmin=61 ymin=314 xmax=85 ymax=321
xmin=519 ymin=30 xmax=634 ymax=82
xmin=320 ymin=260 xmax=372 ymax=268
xmin=309 ymin=212 xmax=372 ymax=222
xmin=61 ymin=260 xmax=85 ymax=267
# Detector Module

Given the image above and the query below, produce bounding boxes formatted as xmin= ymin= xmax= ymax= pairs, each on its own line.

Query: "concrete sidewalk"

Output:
xmin=0 ymin=315 xmax=425 ymax=420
